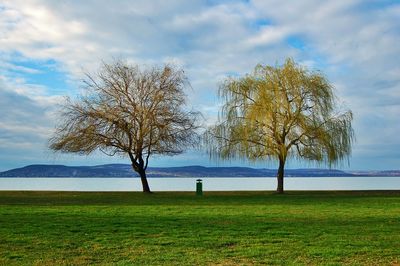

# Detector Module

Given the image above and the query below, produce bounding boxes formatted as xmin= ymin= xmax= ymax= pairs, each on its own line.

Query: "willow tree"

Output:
xmin=49 ymin=61 xmax=200 ymax=193
xmin=205 ymin=58 xmax=354 ymax=193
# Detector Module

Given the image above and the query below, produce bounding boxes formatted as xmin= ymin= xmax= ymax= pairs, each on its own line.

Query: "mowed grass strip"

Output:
xmin=0 ymin=191 xmax=399 ymax=265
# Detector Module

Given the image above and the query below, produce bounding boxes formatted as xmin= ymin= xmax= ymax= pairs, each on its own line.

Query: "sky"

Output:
xmin=0 ymin=0 xmax=399 ymax=171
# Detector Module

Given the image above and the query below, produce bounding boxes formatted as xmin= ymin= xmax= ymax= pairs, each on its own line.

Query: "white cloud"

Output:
xmin=245 ymin=25 xmax=291 ymax=47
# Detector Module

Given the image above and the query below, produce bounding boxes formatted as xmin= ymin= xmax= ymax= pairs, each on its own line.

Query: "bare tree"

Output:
xmin=49 ymin=61 xmax=201 ymax=193
xmin=205 ymin=58 xmax=354 ymax=193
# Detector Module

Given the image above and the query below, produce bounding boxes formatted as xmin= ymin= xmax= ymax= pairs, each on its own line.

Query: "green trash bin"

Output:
xmin=196 ymin=179 xmax=203 ymax=196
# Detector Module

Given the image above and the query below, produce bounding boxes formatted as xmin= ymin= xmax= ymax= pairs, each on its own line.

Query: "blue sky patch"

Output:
xmin=286 ymin=36 xmax=306 ymax=51
xmin=8 ymin=58 xmax=72 ymax=95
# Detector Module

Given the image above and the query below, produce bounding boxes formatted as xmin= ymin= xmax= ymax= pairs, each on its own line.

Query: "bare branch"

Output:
xmin=49 ymin=60 xmax=202 ymax=192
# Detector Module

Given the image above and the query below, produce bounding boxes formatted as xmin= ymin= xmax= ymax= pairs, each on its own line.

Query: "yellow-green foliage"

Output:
xmin=206 ymin=58 xmax=354 ymax=167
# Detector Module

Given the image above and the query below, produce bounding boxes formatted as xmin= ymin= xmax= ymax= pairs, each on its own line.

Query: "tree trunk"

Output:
xmin=277 ymin=158 xmax=285 ymax=194
xmin=138 ymin=168 xmax=151 ymax=193
xmin=128 ymin=152 xmax=152 ymax=193
xmin=131 ymin=163 xmax=151 ymax=193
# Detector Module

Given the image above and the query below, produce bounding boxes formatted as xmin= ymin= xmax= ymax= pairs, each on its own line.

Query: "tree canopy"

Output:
xmin=49 ymin=61 xmax=200 ymax=192
xmin=205 ymin=58 xmax=354 ymax=193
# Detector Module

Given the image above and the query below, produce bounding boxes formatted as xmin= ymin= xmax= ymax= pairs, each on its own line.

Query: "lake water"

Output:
xmin=0 ymin=177 xmax=400 ymax=191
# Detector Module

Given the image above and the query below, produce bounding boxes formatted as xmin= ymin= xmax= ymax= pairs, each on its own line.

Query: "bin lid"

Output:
xmin=196 ymin=179 xmax=202 ymax=182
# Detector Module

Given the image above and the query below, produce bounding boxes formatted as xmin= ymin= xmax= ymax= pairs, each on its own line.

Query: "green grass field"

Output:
xmin=0 ymin=191 xmax=399 ymax=265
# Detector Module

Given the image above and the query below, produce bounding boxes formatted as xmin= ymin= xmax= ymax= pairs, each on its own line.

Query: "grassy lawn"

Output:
xmin=0 ymin=191 xmax=399 ymax=265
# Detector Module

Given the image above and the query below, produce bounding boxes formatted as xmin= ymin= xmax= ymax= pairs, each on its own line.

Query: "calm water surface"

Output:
xmin=0 ymin=177 xmax=399 ymax=191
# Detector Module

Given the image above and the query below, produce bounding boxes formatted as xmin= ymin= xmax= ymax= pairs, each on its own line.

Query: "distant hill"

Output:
xmin=1 ymin=164 xmax=394 ymax=177
xmin=0 ymin=164 xmax=134 ymax=177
